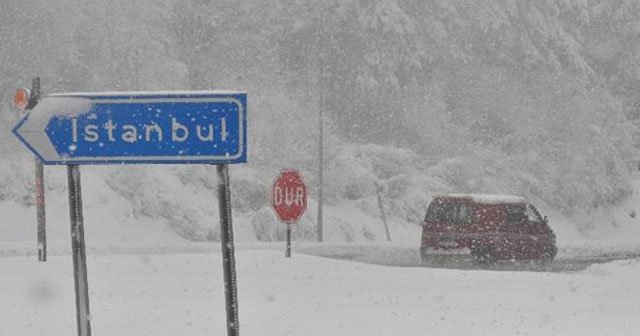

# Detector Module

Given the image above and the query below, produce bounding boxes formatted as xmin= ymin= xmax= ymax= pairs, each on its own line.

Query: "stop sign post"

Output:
xmin=272 ymin=169 xmax=307 ymax=257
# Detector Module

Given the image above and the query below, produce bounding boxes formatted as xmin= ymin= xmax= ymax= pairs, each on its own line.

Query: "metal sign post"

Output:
xmin=285 ymin=224 xmax=292 ymax=258
xmin=29 ymin=78 xmax=48 ymax=262
xmin=217 ymin=164 xmax=239 ymax=336
xmin=35 ymin=157 xmax=47 ymax=261
xmin=67 ymin=164 xmax=91 ymax=336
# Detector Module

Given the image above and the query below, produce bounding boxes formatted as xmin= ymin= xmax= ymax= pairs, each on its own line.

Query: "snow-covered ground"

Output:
xmin=2 ymin=250 xmax=640 ymax=336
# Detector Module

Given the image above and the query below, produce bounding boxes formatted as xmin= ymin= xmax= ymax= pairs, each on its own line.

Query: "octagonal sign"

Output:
xmin=272 ymin=169 xmax=307 ymax=223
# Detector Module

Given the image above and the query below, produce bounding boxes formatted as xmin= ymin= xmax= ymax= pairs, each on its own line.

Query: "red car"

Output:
xmin=420 ymin=194 xmax=557 ymax=265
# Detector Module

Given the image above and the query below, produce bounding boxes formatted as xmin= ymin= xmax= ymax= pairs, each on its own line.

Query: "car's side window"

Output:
xmin=506 ymin=204 xmax=526 ymax=224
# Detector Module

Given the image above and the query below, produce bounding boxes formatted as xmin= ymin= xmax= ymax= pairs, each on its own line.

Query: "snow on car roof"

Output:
xmin=434 ymin=194 xmax=526 ymax=204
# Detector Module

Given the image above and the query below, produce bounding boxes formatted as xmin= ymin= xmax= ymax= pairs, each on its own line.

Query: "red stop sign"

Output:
xmin=272 ymin=169 xmax=307 ymax=223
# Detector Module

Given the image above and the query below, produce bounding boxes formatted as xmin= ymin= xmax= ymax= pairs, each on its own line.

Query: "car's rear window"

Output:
xmin=425 ymin=202 xmax=472 ymax=224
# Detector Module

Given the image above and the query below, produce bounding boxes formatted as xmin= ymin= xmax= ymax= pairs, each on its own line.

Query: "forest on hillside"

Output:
xmin=2 ymin=0 xmax=640 ymax=238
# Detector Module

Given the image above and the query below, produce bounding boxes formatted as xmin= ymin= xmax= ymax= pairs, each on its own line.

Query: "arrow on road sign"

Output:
xmin=12 ymin=91 xmax=247 ymax=165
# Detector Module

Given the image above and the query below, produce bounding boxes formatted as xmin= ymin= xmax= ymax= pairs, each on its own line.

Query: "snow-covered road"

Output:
xmin=4 ymin=240 xmax=640 ymax=272
xmin=298 ymin=244 xmax=640 ymax=272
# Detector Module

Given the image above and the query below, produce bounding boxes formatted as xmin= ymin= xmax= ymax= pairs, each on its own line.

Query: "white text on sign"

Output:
xmin=273 ymin=186 xmax=306 ymax=208
xmin=70 ymin=117 xmax=228 ymax=144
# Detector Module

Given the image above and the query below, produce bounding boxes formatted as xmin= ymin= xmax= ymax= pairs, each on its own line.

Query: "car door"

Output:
xmin=522 ymin=204 xmax=551 ymax=258
xmin=502 ymin=204 xmax=532 ymax=259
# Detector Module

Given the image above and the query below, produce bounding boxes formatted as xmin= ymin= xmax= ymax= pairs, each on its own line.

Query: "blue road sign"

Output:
xmin=12 ymin=91 xmax=247 ymax=165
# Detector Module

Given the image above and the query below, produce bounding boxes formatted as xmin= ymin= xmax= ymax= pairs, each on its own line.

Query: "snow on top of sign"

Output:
xmin=435 ymin=194 xmax=526 ymax=204
xmin=49 ymin=90 xmax=245 ymax=98
xmin=30 ymin=96 xmax=92 ymax=118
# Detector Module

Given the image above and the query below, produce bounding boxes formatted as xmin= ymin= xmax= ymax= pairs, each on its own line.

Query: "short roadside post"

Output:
xmin=375 ymin=182 xmax=391 ymax=242
xmin=272 ymin=169 xmax=308 ymax=258
xmin=12 ymin=91 xmax=247 ymax=336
